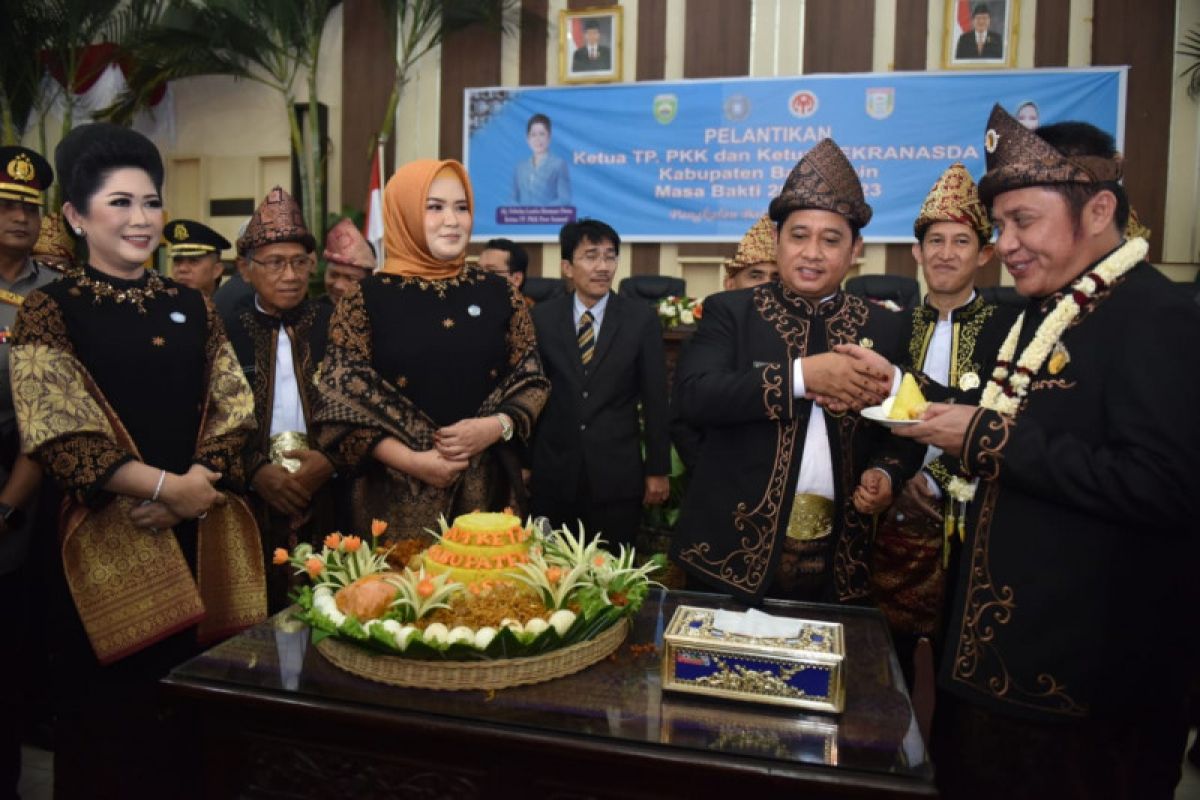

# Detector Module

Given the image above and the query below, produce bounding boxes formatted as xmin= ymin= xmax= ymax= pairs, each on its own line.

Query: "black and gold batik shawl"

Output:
xmin=315 ymin=270 xmax=549 ymax=544
xmin=11 ymin=282 xmax=265 ymax=663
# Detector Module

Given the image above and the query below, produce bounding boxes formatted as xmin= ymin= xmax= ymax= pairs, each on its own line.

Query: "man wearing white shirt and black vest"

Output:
xmin=673 ymin=139 xmax=922 ymax=604
xmin=869 ymin=162 xmax=1018 ymax=682
xmin=222 ymin=187 xmax=334 ymax=611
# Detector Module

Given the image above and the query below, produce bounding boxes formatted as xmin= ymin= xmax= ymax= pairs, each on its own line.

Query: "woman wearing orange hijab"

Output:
xmin=314 ymin=160 xmax=548 ymax=543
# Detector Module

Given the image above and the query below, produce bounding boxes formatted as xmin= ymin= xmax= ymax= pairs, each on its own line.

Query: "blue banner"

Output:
xmin=464 ymin=68 xmax=1125 ymax=243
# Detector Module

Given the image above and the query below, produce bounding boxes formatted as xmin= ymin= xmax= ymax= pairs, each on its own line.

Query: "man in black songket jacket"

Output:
xmin=222 ymin=187 xmax=334 ymax=611
xmin=896 ymin=105 xmax=1200 ymax=799
xmin=672 ymin=138 xmax=922 ymax=605
xmin=868 ymin=162 xmax=1019 ymax=679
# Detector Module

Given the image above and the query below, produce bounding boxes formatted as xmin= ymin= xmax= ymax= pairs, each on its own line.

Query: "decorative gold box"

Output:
xmin=661 ymin=605 xmax=845 ymax=713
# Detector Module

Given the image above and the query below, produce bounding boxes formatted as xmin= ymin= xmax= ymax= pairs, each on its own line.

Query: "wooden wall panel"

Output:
xmin=1092 ymin=0 xmax=1175 ymax=263
xmin=803 ymin=0 xmax=874 ymax=74
xmin=520 ymin=0 xmax=549 ymax=87
xmin=1033 ymin=0 xmax=1070 ymax=67
xmin=630 ymin=0 xmax=672 ymax=276
xmin=439 ymin=22 xmax=502 ymax=161
xmin=637 ymin=0 xmax=668 ymax=81
xmin=683 ymin=0 xmax=752 ymax=78
xmin=341 ymin=0 xmax=397 ymax=214
xmin=892 ymin=0 xmax=929 ymax=71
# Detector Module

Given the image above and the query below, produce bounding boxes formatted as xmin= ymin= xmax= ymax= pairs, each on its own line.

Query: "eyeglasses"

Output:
xmin=577 ymin=251 xmax=618 ymax=266
xmin=251 ymin=255 xmax=315 ymax=274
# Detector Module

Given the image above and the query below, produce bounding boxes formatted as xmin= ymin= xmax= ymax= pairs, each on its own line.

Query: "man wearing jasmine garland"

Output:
xmin=896 ymin=106 xmax=1200 ymax=797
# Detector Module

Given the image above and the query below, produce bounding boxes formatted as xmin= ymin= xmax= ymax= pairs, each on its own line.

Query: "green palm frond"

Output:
xmin=1178 ymin=25 xmax=1200 ymax=100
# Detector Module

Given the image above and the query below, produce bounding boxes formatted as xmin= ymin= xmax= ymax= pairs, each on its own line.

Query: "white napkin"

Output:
xmin=711 ymin=608 xmax=803 ymax=639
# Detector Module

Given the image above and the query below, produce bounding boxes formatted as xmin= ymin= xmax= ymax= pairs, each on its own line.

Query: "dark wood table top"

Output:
xmin=165 ymin=588 xmax=935 ymax=797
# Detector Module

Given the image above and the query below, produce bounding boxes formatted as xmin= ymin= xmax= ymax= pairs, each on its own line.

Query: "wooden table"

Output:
xmin=163 ymin=589 xmax=935 ymax=798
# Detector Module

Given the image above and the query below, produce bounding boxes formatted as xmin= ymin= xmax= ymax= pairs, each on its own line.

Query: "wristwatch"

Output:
xmin=496 ymin=413 xmax=514 ymax=442
xmin=0 ymin=503 xmax=25 ymax=530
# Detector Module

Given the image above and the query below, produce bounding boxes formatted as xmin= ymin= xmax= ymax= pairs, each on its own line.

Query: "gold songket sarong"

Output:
xmin=774 ymin=493 xmax=835 ymax=598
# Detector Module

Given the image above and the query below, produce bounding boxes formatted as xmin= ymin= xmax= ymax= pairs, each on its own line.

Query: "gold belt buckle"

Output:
xmin=269 ymin=431 xmax=309 ymax=473
xmin=786 ymin=493 xmax=834 ymax=541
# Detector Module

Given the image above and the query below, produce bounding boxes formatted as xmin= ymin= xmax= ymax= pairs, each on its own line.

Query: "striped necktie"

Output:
xmin=578 ymin=310 xmax=595 ymax=365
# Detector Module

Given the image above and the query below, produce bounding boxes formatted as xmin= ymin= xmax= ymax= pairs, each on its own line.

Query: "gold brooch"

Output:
xmin=859 ymin=337 xmax=874 ymax=349
xmin=958 ymin=372 xmax=980 ymax=391
xmin=984 ymin=129 xmax=1000 ymax=154
xmin=1048 ymin=342 xmax=1070 ymax=375
xmin=442 ymin=317 xmax=455 ymax=329
xmin=151 ymin=336 xmax=166 ymax=347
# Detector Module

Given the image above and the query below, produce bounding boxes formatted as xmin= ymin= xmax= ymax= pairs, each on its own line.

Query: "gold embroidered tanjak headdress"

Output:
xmin=724 ymin=214 xmax=777 ymax=278
xmin=913 ymin=162 xmax=991 ymax=241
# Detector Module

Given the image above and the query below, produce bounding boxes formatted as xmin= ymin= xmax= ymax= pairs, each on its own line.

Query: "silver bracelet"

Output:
xmin=151 ymin=469 xmax=167 ymax=503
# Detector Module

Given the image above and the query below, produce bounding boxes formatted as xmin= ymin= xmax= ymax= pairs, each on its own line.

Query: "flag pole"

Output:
xmin=375 ymin=135 xmax=387 ymax=270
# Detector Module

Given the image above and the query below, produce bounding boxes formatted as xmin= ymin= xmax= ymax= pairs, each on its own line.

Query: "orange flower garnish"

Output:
xmin=593 ymin=555 xmax=606 ymax=567
xmin=343 ymin=535 xmax=362 ymax=552
xmin=694 ymin=302 xmax=703 ymax=320
xmin=371 ymin=519 xmax=388 ymax=538
xmin=272 ymin=548 xmax=289 ymax=565
xmin=305 ymin=557 xmax=324 ymax=578
xmin=417 ymin=578 xmax=435 ymax=598
xmin=324 ymin=533 xmax=342 ymax=549
xmin=546 ymin=566 xmax=563 ymax=584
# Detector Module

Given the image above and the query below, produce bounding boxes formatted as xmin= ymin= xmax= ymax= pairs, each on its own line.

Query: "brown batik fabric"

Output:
xmin=314 ymin=282 xmax=548 ymax=542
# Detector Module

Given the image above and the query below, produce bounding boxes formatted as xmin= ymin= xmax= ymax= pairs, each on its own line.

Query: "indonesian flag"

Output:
xmin=363 ymin=145 xmax=385 ymax=270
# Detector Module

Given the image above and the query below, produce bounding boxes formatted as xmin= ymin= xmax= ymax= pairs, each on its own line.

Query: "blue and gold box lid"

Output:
xmin=661 ymin=605 xmax=845 ymax=713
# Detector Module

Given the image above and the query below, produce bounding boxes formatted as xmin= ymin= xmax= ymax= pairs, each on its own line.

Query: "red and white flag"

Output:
xmin=363 ymin=143 xmax=385 ymax=270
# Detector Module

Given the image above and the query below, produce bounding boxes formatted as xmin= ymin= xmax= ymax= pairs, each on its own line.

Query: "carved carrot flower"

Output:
xmin=343 ymin=535 xmax=362 ymax=553
xmin=305 ymin=557 xmax=324 ymax=578
xmin=272 ymin=548 xmax=289 ymax=566
xmin=371 ymin=519 xmax=387 ymax=538
xmin=324 ymin=532 xmax=342 ymax=550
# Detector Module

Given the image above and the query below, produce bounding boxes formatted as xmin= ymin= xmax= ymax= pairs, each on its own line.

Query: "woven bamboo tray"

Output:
xmin=315 ymin=618 xmax=629 ymax=691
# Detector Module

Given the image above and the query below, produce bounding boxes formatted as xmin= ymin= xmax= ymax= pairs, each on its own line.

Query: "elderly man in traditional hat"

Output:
xmin=895 ymin=106 xmax=1200 ymax=798
xmin=322 ymin=217 xmax=374 ymax=305
xmin=867 ymin=162 xmax=1019 ymax=685
xmin=164 ymin=218 xmax=231 ymax=297
xmin=223 ymin=187 xmax=336 ymax=611
xmin=723 ymin=214 xmax=780 ymax=290
xmin=672 ymin=139 xmax=921 ymax=605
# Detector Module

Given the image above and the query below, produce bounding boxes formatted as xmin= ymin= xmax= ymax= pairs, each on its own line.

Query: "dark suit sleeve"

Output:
xmin=676 ymin=294 xmax=796 ymax=426
xmin=636 ymin=309 xmax=671 ymax=476
xmin=961 ymin=299 xmax=1200 ymax=531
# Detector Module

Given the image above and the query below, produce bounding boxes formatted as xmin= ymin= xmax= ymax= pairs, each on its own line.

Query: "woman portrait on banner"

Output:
xmin=315 ymin=159 xmax=548 ymax=546
xmin=511 ymin=113 xmax=572 ymax=207
xmin=10 ymin=123 xmax=264 ymax=797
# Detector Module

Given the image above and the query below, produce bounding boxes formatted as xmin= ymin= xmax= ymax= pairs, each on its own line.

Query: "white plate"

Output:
xmin=861 ymin=397 xmax=921 ymax=428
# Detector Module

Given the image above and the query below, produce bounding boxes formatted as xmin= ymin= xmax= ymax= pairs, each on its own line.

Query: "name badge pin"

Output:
xmin=169 ymin=311 xmax=187 ymax=324
xmin=467 ymin=304 xmax=481 ymax=317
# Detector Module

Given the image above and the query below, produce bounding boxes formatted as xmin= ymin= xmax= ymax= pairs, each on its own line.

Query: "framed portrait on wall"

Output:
xmin=559 ymin=6 xmax=623 ymax=84
xmin=943 ymin=0 xmax=1019 ymax=69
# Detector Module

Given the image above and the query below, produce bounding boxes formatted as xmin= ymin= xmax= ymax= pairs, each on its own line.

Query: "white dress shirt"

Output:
xmin=257 ymin=297 xmax=307 ymax=436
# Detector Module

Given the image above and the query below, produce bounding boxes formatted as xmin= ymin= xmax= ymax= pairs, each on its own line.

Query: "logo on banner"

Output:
xmin=865 ymin=87 xmax=894 ymax=120
xmin=789 ymin=90 xmax=819 ymax=118
xmin=724 ymin=94 xmax=751 ymax=121
xmin=654 ymin=94 xmax=678 ymax=125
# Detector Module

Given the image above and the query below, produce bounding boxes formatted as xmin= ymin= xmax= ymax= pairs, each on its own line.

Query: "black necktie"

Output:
xmin=578 ymin=310 xmax=595 ymax=365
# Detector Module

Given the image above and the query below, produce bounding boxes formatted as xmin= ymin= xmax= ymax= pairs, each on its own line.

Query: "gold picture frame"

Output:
xmin=559 ymin=6 xmax=623 ymax=84
xmin=942 ymin=0 xmax=1019 ymax=69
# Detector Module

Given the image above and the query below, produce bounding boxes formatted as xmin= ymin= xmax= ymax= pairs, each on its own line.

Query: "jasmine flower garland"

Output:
xmin=947 ymin=237 xmax=1147 ymax=512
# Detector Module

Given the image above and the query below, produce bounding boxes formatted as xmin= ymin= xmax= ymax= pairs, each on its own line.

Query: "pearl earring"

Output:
xmin=74 ymin=227 xmax=83 ymax=236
